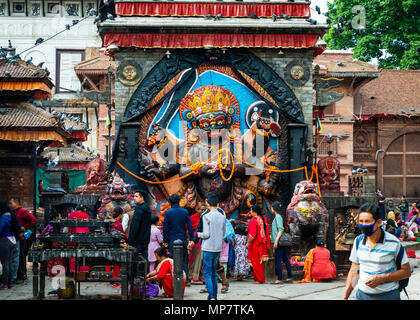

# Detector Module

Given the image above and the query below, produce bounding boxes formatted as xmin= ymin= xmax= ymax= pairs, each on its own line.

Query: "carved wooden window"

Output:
xmin=383 ymin=132 xmax=420 ymax=197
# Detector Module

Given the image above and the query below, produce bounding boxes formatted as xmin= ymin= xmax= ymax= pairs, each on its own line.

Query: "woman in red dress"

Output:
xmin=246 ymin=205 xmax=270 ymax=284
xmin=146 ymin=247 xmax=186 ymax=297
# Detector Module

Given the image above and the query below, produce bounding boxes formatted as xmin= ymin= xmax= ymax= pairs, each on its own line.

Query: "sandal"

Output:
xmin=273 ymin=280 xmax=282 ymax=284
xmin=221 ymin=282 xmax=229 ymax=293
xmin=200 ymin=288 xmax=208 ymax=293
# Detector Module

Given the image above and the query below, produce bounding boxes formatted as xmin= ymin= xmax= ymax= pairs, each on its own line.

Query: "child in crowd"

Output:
xmin=148 ymin=215 xmax=163 ymax=272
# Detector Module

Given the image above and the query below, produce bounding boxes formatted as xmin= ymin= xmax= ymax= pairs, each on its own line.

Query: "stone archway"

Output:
xmin=382 ymin=132 xmax=420 ymax=197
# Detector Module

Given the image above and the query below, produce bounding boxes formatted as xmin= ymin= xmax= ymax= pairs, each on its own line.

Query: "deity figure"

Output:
xmin=317 ymin=151 xmax=340 ymax=193
xmin=141 ymin=85 xmax=283 ymax=217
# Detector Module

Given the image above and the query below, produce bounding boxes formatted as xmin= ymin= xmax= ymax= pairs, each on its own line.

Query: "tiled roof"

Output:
xmin=0 ymin=57 xmax=53 ymax=88
xmin=356 ymin=69 xmax=420 ymax=116
xmin=313 ymin=51 xmax=379 ymax=77
xmin=62 ymin=116 xmax=89 ymax=132
xmin=74 ymin=56 xmax=115 ymax=71
xmin=0 ymin=102 xmax=65 ymax=129
xmin=41 ymin=144 xmax=96 ymax=163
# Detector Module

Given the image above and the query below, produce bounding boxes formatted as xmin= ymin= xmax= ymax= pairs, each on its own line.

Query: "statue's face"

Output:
xmin=196 ymin=111 xmax=230 ymax=137
xmin=290 ymin=65 xmax=305 ymax=80
xmin=122 ymin=66 xmax=137 ymax=80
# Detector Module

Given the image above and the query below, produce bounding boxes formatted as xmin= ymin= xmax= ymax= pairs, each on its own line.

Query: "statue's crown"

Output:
xmin=188 ymin=87 xmax=231 ymax=115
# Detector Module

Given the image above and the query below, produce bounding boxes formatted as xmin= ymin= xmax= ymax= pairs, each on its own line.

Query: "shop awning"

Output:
xmin=0 ymin=81 xmax=52 ymax=99
xmin=116 ymin=2 xmax=310 ymax=18
xmin=0 ymin=130 xmax=67 ymax=144
xmin=104 ymin=33 xmax=320 ymax=49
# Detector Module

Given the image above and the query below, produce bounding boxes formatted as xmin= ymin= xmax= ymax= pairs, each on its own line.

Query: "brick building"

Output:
xmin=354 ymin=69 xmax=420 ymax=200
xmin=313 ymin=50 xmax=379 ymax=194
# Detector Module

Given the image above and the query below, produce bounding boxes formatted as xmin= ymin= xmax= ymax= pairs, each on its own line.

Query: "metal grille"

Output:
xmin=315 ymin=136 xmax=337 ymax=156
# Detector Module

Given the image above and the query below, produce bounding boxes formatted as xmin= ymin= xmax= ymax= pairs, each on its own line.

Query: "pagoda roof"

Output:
xmin=98 ymin=1 xmax=328 ymax=50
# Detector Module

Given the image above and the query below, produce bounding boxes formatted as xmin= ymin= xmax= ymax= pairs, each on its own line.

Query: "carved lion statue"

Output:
xmin=286 ymin=180 xmax=329 ymax=256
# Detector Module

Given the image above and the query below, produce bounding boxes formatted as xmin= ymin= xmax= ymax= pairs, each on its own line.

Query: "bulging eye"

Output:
xmin=253 ymin=107 xmax=258 ymax=112
xmin=202 ymin=122 xmax=209 ymax=128
xmin=217 ymin=120 xmax=224 ymax=126
xmin=269 ymin=109 xmax=273 ymax=114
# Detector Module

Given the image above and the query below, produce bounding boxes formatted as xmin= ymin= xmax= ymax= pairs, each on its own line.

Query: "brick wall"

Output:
xmin=0 ymin=167 xmax=34 ymax=210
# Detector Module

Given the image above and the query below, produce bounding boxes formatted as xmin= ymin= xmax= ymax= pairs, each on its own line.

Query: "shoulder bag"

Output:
xmin=274 ymin=215 xmax=292 ymax=247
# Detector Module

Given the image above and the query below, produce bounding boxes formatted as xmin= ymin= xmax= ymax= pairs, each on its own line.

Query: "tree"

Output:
xmin=323 ymin=0 xmax=420 ymax=69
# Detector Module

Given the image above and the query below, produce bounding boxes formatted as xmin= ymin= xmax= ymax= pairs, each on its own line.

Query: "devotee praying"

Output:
xmin=298 ymin=239 xmax=336 ymax=283
xmin=146 ymin=246 xmax=186 ymax=298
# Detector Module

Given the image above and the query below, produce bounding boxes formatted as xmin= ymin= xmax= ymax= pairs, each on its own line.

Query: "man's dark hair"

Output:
xmin=316 ymin=239 xmax=324 ymax=247
xmin=169 ymin=194 xmax=180 ymax=206
xmin=134 ymin=189 xmax=148 ymax=199
xmin=206 ymin=194 xmax=219 ymax=207
xmin=113 ymin=207 xmax=123 ymax=218
xmin=154 ymin=246 xmax=169 ymax=258
xmin=402 ymin=195 xmax=406 ymax=198
xmin=358 ymin=202 xmax=381 ymax=221
xmin=38 ymin=180 xmax=43 ymax=185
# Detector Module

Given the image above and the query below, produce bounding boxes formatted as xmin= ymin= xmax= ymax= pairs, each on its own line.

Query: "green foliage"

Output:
xmin=323 ymin=0 xmax=420 ymax=69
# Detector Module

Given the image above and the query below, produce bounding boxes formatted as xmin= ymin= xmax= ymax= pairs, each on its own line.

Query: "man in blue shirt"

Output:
xmin=163 ymin=194 xmax=194 ymax=283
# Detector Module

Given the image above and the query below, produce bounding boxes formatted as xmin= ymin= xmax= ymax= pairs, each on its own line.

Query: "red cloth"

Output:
xmin=68 ymin=131 xmax=87 ymax=141
xmin=190 ymin=212 xmax=200 ymax=231
xmin=13 ymin=206 xmax=37 ymax=230
xmin=68 ymin=210 xmax=91 ymax=273
xmin=247 ymin=215 xmax=270 ymax=283
xmin=112 ymin=220 xmax=128 ymax=241
xmin=68 ymin=211 xmax=90 ymax=233
xmin=311 ymin=246 xmax=336 ymax=280
xmin=38 ymin=185 xmax=44 ymax=196
xmin=116 ymin=2 xmax=310 ymax=18
xmin=104 ymin=33 xmax=320 ymax=49
xmin=156 ymin=258 xmax=186 ymax=297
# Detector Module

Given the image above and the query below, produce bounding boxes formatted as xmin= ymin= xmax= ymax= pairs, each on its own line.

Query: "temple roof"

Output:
xmin=98 ymin=1 xmax=328 ymax=50
xmin=41 ymin=144 xmax=96 ymax=163
xmin=0 ymin=102 xmax=69 ymax=143
xmin=0 ymin=57 xmax=53 ymax=88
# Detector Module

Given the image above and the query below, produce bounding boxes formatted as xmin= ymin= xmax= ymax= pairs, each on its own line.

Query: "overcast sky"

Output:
xmin=310 ymin=0 xmax=330 ymax=23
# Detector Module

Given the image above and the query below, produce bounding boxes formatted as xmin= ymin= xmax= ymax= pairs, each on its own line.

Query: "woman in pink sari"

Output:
xmin=246 ymin=205 xmax=270 ymax=284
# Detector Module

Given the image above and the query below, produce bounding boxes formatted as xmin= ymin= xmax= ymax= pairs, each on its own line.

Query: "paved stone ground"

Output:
xmin=1 ymin=248 xmax=419 ymax=301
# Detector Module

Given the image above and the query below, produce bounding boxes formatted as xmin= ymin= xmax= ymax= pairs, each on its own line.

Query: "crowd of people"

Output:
xmin=376 ymin=192 xmax=420 ymax=242
xmin=0 ymin=187 xmax=416 ymax=300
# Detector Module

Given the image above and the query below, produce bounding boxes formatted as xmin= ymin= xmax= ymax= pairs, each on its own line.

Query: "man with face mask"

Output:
xmin=342 ymin=203 xmax=411 ymax=300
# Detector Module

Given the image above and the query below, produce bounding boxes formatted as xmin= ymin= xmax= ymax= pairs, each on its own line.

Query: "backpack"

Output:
xmin=355 ymin=235 xmax=410 ymax=298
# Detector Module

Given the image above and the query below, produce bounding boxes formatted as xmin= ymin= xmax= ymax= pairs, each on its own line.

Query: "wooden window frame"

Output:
xmin=382 ymin=133 xmax=420 ymax=196
xmin=55 ymin=49 xmax=85 ymax=94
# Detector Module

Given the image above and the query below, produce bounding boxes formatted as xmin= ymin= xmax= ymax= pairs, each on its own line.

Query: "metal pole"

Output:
xmin=173 ymin=239 xmax=184 ymax=300
xmin=327 ymin=208 xmax=336 ymax=264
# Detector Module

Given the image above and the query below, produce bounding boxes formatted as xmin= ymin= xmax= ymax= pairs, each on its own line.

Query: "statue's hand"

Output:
xmin=145 ymin=124 xmax=163 ymax=152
